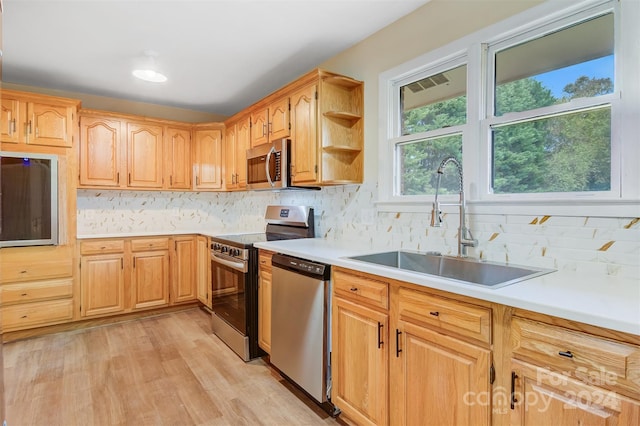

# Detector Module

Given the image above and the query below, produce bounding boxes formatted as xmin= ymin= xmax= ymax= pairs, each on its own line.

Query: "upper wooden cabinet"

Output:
xmin=250 ymin=95 xmax=290 ymax=148
xmin=127 ymin=122 xmax=164 ymax=188
xmin=1 ymin=90 xmax=78 ymax=148
xmin=290 ymin=83 xmax=318 ymax=184
xmin=79 ymin=115 xmax=123 ymax=187
xmin=165 ymin=127 xmax=192 ymax=190
xmin=224 ymin=114 xmax=250 ymax=190
xmin=79 ymin=110 xmax=196 ymax=190
xmin=193 ymin=125 xmax=224 ymax=190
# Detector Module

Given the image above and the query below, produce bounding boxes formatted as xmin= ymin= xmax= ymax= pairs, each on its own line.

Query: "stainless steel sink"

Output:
xmin=346 ymin=250 xmax=554 ymax=288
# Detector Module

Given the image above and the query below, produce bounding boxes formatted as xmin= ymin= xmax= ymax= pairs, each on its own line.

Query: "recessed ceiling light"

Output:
xmin=132 ymin=50 xmax=168 ymax=83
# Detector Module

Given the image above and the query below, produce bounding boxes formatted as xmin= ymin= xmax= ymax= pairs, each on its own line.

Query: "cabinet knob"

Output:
xmin=429 ymin=311 xmax=439 ymax=317
xmin=350 ymin=287 xmax=358 ymax=292
xmin=558 ymin=350 xmax=574 ymax=358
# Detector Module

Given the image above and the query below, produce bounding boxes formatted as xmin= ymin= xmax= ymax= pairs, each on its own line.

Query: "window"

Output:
xmin=396 ymin=61 xmax=467 ymax=196
xmin=487 ymin=13 xmax=615 ymax=195
xmin=378 ymin=0 xmax=638 ymax=215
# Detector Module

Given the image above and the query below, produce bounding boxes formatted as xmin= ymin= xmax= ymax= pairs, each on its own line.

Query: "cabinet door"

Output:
xmin=224 ymin=123 xmax=238 ymax=190
xmin=131 ymin=250 xmax=170 ymax=310
xmin=268 ymin=96 xmax=290 ymax=140
xmin=332 ymin=297 xmax=388 ymax=426
xmin=27 ymin=102 xmax=73 ymax=147
xmin=258 ymin=254 xmax=272 ymax=353
xmin=250 ymin=107 xmax=269 ymax=147
xmin=235 ymin=116 xmax=250 ymax=189
xmin=171 ymin=237 xmax=197 ymax=304
xmin=290 ymin=83 xmax=318 ymax=184
xmin=196 ymin=235 xmax=211 ymax=308
xmin=391 ymin=320 xmax=491 ymax=426
xmin=79 ymin=116 xmax=123 ymax=187
xmin=165 ymin=127 xmax=191 ymax=189
xmin=1 ymin=97 xmax=23 ymax=144
xmin=511 ymin=360 xmax=640 ymax=425
xmin=80 ymin=253 xmax=125 ymax=317
xmin=193 ymin=129 xmax=223 ymax=190
xmin=127 ymin=122 xmax=164 ymax=188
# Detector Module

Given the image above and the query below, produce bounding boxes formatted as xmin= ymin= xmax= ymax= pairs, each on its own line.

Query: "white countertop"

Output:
xmin=254 ymin=238 xmax=640 ymax=336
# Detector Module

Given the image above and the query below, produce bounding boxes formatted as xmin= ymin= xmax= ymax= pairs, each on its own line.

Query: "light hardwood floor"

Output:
xmin=3 ymin=308 xmax=343 ymax=426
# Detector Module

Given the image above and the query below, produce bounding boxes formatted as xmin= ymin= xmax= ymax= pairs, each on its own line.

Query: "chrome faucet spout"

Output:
xmin=430 ymin=156 xmax=478 ymax=257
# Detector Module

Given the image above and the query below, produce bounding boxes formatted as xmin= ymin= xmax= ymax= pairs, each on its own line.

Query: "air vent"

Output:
xmin=407 ymin=72 xmax=450 ymax=93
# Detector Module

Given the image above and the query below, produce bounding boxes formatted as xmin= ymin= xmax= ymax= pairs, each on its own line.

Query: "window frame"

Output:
xmin=377 ymin=0 xmax=640 ymax=217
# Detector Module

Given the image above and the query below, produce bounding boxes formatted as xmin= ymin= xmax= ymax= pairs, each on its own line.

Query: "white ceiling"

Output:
xmin=2 ymin=0 xmax=430 ymax=116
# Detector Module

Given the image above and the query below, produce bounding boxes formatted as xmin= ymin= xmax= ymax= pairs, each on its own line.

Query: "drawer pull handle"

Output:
xmin=101 ymin=246 xmax=106 ymax=249
xmin=20 ymin=270 xmax=28 ymax=274
xmin=350 ymin=287 xmax=358 ymax=292
xmin=510 ymin=372 xmax=518 ymax=409
xmin=395 ymin=329 xmax=402 ymax=357
xmin=21 ymin=293 xmax=28 ymax=297
xmin=558 ymin=350 xmax=574 ymax=358
xmin=21 ymin=315 xmax=28 ymax=319
xmin=429 ymin=311 xmax=439 ymax=317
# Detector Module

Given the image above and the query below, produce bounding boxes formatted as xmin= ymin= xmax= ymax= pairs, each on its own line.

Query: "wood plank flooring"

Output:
xmin=3 ymin=308 xmax=343 ymax=426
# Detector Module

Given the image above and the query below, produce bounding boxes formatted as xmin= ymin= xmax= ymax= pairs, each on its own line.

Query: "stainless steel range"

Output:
xmin=210 ymin=205 xmax=315 ymax=361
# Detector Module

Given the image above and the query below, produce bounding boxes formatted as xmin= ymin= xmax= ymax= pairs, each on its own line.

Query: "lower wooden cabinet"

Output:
xmin=80 ymin=253 xmax=126 ymax=317
xmin=196 ymin=235 xmax=211 ymax=308
xmin=332 ymin=268 xmax=389 ymax=426
xmin=131 ymin=249 xmax=169 ymax=310
xmin=171 ymin=236 xmax=198 ymax=304
xmin=258 ymin=250 xmax=274 ymax=353
xmin=511 ymin=360 xmax=640 ymax=425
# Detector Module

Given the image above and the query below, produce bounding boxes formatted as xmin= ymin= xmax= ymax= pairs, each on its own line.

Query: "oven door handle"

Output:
xmin=211 ymin=252 xmax=248 ymax=273
xmin=265 ymin=145 xmax=276 ymax=187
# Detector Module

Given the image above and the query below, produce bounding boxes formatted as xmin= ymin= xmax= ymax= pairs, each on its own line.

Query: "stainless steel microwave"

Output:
xmin=246 ymin=139 xmax=290 ymax=190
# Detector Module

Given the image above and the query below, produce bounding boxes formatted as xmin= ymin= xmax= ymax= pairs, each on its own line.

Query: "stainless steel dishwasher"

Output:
xmin=270 ymin=253 xmax=338 ymax=416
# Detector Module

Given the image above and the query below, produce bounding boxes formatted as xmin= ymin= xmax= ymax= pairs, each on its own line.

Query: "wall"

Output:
xmin=77 ymin=0 xmax=639 ymax=281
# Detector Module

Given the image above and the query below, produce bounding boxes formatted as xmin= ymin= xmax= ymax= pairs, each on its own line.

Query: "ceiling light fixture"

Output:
xmin=132 ymin=50 xmax=168 ymax=83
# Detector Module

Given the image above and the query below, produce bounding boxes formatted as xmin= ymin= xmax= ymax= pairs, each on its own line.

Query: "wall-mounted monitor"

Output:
xmin=0 ymin=151 xmax=58 ymax=248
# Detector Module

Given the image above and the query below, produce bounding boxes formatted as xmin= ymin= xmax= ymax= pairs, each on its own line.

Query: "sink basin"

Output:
xmin=346 ymin=250 xmax=554 ymax=288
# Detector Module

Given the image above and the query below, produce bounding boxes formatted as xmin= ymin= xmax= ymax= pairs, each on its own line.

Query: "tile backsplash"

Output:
xmin=78 ymin=185 xmax=640 ymax=280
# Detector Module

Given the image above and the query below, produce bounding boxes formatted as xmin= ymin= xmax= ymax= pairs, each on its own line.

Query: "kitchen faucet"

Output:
xmin=430 ymin=156 xmax=478 ymax=257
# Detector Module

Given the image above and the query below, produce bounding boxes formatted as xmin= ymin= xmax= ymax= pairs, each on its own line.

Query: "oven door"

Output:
xmin=210 ymin=251 xmax=247 ymax=334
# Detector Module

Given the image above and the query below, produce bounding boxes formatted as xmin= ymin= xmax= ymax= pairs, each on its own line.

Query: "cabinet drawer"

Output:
xmin=131 ymin=237 xmax=169 ymax=252
xmin=333 ymin=269 xmax=389 ymax=311
xmin=397 ymin=287 xmax=491 ymax=344
xmin=258 ymin=251 xmax=273 ymax=270
xmin=512 ymin=317 xmax=640 ymax=397
xmin=2 ymin=299 xmax=74 ymax=331
xmin=1 ymin=257 xmax=73 ymax=283
xmin=1 ymin=278 xmax=73 ymax=305
xmin=80 ymin=239 xmax=125 ymax=255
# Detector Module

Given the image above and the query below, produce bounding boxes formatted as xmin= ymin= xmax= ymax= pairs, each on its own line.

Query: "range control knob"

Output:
xmin=213 ymin=243 xmax=221 ymax=251
xmin=221 ymin=246 xmax=229 ymax=254
xmin=230 ymin=248 xmax=241 ymax=257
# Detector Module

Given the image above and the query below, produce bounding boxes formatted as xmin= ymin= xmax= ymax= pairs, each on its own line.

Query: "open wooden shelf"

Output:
xmin=323 ymin=111 xmax=362 ymax=122
xmin=323 ymin=75 xmax=362 ymax=89
xmin=323 ymin=145 xmax=362 ymax=153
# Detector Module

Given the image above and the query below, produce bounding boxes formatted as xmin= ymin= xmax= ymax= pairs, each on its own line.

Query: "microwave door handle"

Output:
xmin=265 ymin=146 xmax=276 ymax=187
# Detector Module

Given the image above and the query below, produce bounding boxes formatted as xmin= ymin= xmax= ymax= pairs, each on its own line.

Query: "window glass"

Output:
xmin=491 ymin=106 xmax=611 ymax=194
xmin=398 ymin=134 xmax=462 ymax=195
xmin=401 ymin=65 xmax=467 ymax=135
xmin=495 ymin=13 xmax=614 ymax=116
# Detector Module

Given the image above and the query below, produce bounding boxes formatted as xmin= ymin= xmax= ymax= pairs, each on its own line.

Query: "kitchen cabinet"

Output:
xmin=331 ymin=268 xmax=389 ymax=426
xmin=509 ymin=316 xmax=640 ymax=424
xmin=79 ymin=110 xmax=202 ymax=191
xmin=127 ymin=122 xmax=164 ymax=188
xmin=79 ymin=240 xmax=126 ymax=317
xmin=196 ymin=235 xmax=212 ymax=309
xmin=193 ymin=125 xmax=224 ymax=190
xmin=257 ymin=249 xmax=274 ymax=353
xmin=332 ymin=267 xmax=492 ymax=426
xmin=0 ymin=246 xmax=75 ymax=332
xmin=224 ymin=115 xmax=250 ymax=190
xmin=165 ymin=126 xmax=192 ymax=190
xmin=250 ymin=95 xmax=290 ymax=148
xmin=170 ymin=235 xmax=197 ymax=304
xmin=130 ymin=237 xmax=170 ymax=310
xmin=79 ymin=115 xmax=123 ymax=187
xmin=0 ymin=90 xmax=78 ymax=148
xmin=391 ymin=286 xmax=491 ymax=426
xmin=289 ymin=70 xmax=363 ymax=186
